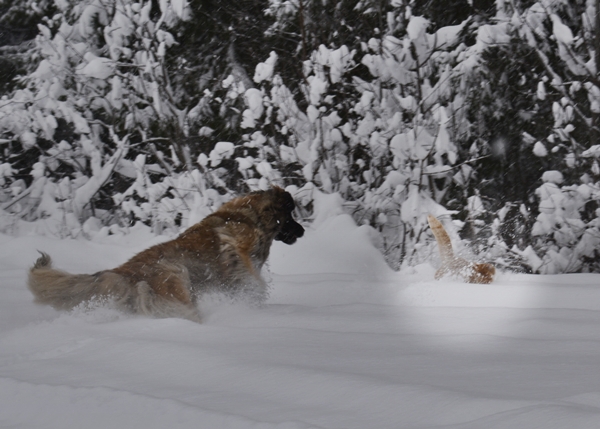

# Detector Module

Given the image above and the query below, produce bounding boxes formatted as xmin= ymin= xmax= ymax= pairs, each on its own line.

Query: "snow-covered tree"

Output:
xmin=2 ymin=0 xmax=599 ymax=273
xmin=498 ymin=0 xmax=600 ymax=272
xmin=242 ymin=3 xmax=495 ymax=268
xmin=0 ymin=0 xmax=53 ymax=94
xmin=0 ymin=0 xmax=201 ymax=234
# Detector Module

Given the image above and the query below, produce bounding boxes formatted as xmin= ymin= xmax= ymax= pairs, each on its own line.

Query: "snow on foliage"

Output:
xmin=0 ymin=0 xmax=203 ymax=235
xmin=239 ymin=7 xmax=479 ymax=268
xmin=505 ymin=0 xmax=600 ymax=273
xmin=2 ymin=0 xmax=600 ymax=272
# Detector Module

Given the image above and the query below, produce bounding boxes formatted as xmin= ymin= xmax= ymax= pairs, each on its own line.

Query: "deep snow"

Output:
xmin=1 ymin=212 xmax=600 ymax=429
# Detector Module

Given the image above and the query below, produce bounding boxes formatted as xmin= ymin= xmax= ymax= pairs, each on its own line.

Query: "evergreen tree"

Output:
xmin=0 ymin=0 xmax=54 ymax=94
xmin=1 ymin=0 xmax=599 ymax=273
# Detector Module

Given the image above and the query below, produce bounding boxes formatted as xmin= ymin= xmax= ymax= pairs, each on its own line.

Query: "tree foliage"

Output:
xmin=1 ymin=0 xmax=599 ymax=272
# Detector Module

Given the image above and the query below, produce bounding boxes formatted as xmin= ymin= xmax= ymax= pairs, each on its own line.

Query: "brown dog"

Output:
xmin=28 ymin=187 xmax=304 ymax=322
xmin=427 ymin=214 xmax=495 ymax=284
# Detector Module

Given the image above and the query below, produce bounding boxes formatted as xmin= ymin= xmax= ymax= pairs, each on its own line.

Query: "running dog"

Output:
xmin=28 ymin=187 xmax=305 ymax=322
xmin=427 ymin=214 xmax=495 ymax=284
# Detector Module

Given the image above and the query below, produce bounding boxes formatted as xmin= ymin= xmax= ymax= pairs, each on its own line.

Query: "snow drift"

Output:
xmin=0 ymin=208 xmax=599 ymax=428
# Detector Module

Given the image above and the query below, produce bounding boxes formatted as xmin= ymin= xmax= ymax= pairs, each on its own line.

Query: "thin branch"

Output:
xmin=1 ymin=188 xmax=32 ymax=211
xmin=421 ymin=154 xmax=492 ymax=175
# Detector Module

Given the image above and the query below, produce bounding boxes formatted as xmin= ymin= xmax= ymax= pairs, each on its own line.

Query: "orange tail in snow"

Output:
xmin=427 ymin=215 xmax=495 ymax=284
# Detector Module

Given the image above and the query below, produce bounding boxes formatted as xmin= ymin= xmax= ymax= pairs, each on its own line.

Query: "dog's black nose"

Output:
xmin=275 ymin=219 xmax=304 ymax=244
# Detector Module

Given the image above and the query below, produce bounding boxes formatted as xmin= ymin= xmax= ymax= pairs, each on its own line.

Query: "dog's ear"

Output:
xmin=269 ymin=186 xmax=295 ymax=211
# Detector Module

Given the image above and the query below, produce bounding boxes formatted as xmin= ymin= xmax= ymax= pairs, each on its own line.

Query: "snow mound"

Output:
xmin=1 ymin=211 xmax=600 ymax=429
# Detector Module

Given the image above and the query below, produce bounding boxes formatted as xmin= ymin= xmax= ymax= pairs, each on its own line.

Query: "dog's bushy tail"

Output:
xmin=28 ymin=252 xmax=127 ymax=311
xmin=427 ymin=216 xmax=497 ymax=284
xmin=427 ymin=215 xmax=455 ymax=263
xmin=28 ymin=253 xmax=203 ymax=322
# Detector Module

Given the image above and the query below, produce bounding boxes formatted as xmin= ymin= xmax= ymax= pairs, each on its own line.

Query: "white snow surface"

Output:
xmin=1 ymin=212 xmax=600 ymax=428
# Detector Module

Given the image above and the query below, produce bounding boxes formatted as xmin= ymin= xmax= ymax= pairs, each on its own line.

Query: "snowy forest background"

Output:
xmin=0 ymin=0 xmax=599 ymax=274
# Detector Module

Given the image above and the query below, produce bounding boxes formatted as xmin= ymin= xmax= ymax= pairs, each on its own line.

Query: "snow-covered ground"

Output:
xmin=1 ymin=211 xmax=600 ymax=429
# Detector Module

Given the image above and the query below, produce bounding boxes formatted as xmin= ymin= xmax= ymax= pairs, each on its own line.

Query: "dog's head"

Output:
xmin=219 ymin=187 xmax=304 ymax=245
xmin=264 ymin=187 xmax=304 ymax=245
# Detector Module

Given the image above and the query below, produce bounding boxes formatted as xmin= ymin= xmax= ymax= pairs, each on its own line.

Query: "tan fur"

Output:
xmin=28 ymin=187 xmax=304 ymax=322
xmin=427 ymin=214 xmax=495 ymax=284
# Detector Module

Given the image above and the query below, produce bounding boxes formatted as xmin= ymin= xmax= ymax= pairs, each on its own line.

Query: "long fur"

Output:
xmin=427 ymin=214 xmax=495 ymax=284
xmin=28 ymin=187 xmax=305 ymax=322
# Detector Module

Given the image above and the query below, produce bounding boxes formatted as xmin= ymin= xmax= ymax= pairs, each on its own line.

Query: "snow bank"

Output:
xmin=1 ymin=211 xmax=600 ymax=429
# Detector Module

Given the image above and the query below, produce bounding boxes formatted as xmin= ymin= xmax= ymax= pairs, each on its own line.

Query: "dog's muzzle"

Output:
xmin=275 ymin=219 xmax=305 ymax=245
